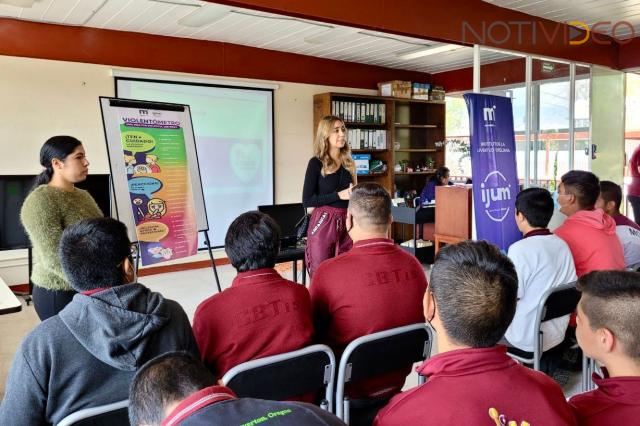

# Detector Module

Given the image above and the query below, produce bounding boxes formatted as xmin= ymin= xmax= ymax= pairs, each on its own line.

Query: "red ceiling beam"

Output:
xmin=619 ymin=37 xmax=640 ymax=70
xmin=0 ymin=18 xmax=432 ymax=90
xmin=209 ymin=0 xmax=620 ymax=69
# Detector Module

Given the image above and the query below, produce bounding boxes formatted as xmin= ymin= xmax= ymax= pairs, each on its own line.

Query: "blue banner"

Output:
xmin=464 ymin=93 xmax=520 ymax=251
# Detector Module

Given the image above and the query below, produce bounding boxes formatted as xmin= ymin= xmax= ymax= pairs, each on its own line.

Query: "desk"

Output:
xmin=0 ymin=277 xmax=22 ymax=315
xmin=391 ymin=205 xmax=435 ymax=264
xmin=277 ymin=244 xmax=307 ymax=285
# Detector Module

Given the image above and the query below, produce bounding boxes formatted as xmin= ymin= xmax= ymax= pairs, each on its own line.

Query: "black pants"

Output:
xmin=32 ymin=285 xmax=76 ymax=321
xmin=629 ymin=195 xmax=640 ymax=225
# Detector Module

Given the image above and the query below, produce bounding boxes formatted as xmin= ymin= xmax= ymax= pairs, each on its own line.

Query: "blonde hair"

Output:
xmin=314 ymin=115 xmax=355 ymax=179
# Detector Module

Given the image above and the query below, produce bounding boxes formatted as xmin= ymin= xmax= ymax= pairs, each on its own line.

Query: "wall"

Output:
xmin=0 ymin=54 xmax=375 ymax=285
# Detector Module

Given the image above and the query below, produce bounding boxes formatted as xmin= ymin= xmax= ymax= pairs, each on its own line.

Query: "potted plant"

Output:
xmin=426 ymin=156 xmax=435 ymax=170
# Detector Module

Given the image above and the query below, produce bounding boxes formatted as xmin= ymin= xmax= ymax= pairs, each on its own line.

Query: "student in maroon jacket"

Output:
xmin=128 ymin=352 xmax=345 ymax=426
xmin=193 ymin=211 xmax=313 ymax=379
xmin=374 ymin=241 xmax=576 ymax=426
xmin=310 ymin=183 xmax=428 ymax=401
xmin=569 ymin=270 xmax=640 ymax=425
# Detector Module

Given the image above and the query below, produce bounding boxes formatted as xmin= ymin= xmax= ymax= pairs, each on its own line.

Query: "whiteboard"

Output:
xmin=99 ymin=97 xmax=208 ymax=243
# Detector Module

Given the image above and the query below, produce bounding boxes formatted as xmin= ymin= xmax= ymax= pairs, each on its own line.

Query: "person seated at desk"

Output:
xmin=0 ymin=218 xmax=198 ymax=426
xmin=310 ymin=183 xmax=427 ymax=422
xmin=129 ymin=352 xmax=346 ymax=426
xmin=415 ymin=167 xmax=453 ymax=236
xmin=419 ymin=166 xmax=453 ymax=206
xmin=193 ymin=211 xmax=313 ymax=379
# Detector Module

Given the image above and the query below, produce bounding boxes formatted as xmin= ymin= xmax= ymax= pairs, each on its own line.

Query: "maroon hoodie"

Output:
xmin=374 ymin=346 xmax=576 ymax=426
xmin=555 ymin=209 xmax=624 ymax=277
xmin=569 ymin=370 xmax=640 ymax=425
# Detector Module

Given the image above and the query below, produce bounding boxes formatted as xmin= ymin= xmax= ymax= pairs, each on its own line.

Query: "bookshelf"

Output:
xmin=313 ymin=92 xmax=446 ymax=197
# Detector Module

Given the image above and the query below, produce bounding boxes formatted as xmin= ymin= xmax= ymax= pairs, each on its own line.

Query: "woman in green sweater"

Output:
xmin=21 ymin=136 xmax=103 ymax=320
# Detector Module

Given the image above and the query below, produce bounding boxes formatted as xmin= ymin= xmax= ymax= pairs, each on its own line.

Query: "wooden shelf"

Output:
xmin=394 ymin=124 xmax=439 ymax=129
xmin=327 ymin=92 xmax=445 ymax=104
xmin=357 ymin=172 xmax=388 ymax=178
xmin=394 ymin=149 xmax=437 ymax=153
xmin=395 ymin=170 xmax=436 ymax=175
xmin=352 ymin=149 xmax=388 ymax=153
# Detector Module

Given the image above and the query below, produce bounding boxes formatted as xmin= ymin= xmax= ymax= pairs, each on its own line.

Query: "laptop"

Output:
xmin=258 ymin=203 xmax=305 ymax=249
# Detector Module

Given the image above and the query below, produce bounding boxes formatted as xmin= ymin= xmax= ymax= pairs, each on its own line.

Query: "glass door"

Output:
xmin=590 ymin=66 xmax=625 ymax=183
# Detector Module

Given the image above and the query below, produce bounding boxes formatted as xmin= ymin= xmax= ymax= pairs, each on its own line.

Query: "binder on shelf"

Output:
xmin=330 ymin=101 xmax=386 ymax=124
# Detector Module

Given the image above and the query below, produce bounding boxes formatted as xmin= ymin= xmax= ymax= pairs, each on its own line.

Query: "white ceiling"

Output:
xmin=484 ymin=0 xmax=640 ymax=38
xmin=0 ymin=0 xmax=514 ymax=74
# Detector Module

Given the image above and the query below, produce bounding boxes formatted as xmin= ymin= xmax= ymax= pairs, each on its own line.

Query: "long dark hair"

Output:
xmin=429 ymin=166 xmax=450 ymax=185
xmin=32 ymin=136 xmax=82 ymax=191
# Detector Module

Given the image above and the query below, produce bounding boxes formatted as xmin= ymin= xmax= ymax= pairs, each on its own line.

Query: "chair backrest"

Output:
xmin=538 ymin=281 xmax=580 ymax=323
xmin=340 ymin=324 xmax=432 ymax=384
xmin=221 ymin=344 xmax=335 ymax=410
xmin=56 ymin=400 xmax=129 ymax=426
xmin=335 ymin=323 xmax=433 ymax=420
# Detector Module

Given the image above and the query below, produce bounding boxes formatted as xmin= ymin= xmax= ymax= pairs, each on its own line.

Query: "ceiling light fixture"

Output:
xmin=304 ymin=27 xmax=360 ymax=45
xmin=396 ymin=43 xmax=465 ymax=60
xmin=177 ymin=4 xmax=230 ymax=27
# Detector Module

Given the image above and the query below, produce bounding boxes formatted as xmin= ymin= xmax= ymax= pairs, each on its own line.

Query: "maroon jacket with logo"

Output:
xmin=193 ymin=268 xmax=313 ymax=378
xmin=161 ymin=386 xmax=345 ymax=426
xmin=374 ymin=346 xmax=576 ymax=426
xmin=569 ymin=371 xmax=640 ymax=425
xmin=310 ymin=238 xmax=427 ymax=398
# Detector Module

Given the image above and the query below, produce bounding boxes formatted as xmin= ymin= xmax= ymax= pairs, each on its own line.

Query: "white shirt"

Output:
xmin=505 ymin=232 xmax=577 ymax=352
xmin=615 ymin=224 xmax=640 ymax=267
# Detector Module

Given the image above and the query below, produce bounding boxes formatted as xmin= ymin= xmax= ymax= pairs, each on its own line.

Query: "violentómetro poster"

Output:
xmin=116 ymin=107 xmax=198 ymax=266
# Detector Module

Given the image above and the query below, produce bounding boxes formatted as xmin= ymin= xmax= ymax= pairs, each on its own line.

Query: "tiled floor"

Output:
xmin=0 ymin=262 xmax=582 ymax=400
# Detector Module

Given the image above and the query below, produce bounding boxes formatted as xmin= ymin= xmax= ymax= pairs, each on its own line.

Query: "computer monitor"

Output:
xmin=258 ymin=203 xmax=305 ymax=248
xmin=0 ymin=174 xmax=111 ymax=251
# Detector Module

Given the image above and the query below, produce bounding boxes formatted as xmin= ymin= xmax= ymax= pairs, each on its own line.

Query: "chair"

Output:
xmin=335 ymin=323 xmax=433 ymax=424
xmin=581 ymin=355 xmax=600 ymax=392
xmin=56 ymin=400 xmax=129 ymax=426
xmin=221 ymin=344 xmax=336 ymax=412
xmin=507 ymin=281 xmax=580 ymax=371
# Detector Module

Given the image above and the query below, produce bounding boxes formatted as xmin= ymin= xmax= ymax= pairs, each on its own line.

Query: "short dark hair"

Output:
xmin=561 ymin=170 xmax=600 ymax=209
xmin=225 ymin=211 xmax=280 ymax=273
xmin=599 ymin=180 xmax=622 ymax=212
xmin=515 ymin=187 xmax=554 ymax=228
xmin=430 ymin=241 xmax=518 ymax=347
xmin=348 ymin=182 xmax=391 ymax=232
xmin=59 ymin=218 xmax=132 ymax=292
xmin=577 ymin=271 xmax=640 ymax=360
xmin=129 ymin=352 xmax=215 ymax=426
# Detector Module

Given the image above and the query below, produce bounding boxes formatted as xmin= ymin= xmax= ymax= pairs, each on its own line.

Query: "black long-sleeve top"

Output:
xmin=302 ymin=157 xmax=352 ymax=209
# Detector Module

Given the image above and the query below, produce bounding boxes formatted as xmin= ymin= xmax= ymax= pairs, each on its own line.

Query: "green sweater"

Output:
xmin=20 ymin=185 xmax=103 ymax=291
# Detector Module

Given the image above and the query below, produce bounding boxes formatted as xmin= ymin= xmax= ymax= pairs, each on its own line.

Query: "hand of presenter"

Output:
xmin=338 ymin=183 xmax=353 ymax=200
